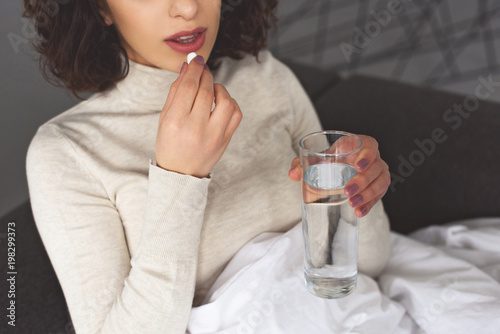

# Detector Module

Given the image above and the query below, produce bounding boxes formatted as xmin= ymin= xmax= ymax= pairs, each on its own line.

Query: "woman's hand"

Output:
xmin=155 ymin=56 xmax=243 ymax=178
xmin=288 ymin=135 xmax=390 ymax=218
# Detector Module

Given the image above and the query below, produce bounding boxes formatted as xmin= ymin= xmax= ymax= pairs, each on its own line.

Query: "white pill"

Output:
xmin=187 ymin=52 xmax=197 ymax=64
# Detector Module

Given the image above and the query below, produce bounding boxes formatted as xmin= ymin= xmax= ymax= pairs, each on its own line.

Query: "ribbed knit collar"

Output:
xmin=114 ymin=57 xmax=180 ymax=111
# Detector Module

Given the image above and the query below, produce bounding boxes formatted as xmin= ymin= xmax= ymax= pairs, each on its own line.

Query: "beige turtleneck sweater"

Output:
xmin=26 ymin=50 xmax=390 ymax=334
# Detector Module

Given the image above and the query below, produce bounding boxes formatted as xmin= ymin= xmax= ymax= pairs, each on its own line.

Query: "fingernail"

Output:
xmin=356 ymin=158 xmax=368 ymax=171
xmin=350 ymin=194 xmax=363 ymax=207
xmin=204 ymin=64 xmax=210 ymax=72
xmin=345 ymin=183 xmax=359 ymax=197
xmin=195 ymin=55 xmax=205 ymax=65
xmin=360 ymin=206 xmax=368 ymax=217
xmin=180 ymin=62 xmax=186 ymax=74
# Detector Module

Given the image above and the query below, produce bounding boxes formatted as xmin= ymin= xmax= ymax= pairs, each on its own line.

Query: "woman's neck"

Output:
xmin=114 ymin=56 xmax=180 ymax=110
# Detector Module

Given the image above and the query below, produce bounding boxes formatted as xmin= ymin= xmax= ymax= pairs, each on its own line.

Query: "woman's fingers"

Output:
xmin=161 ymin=62 xmax=187 ymax=118
xmin=353 ymin=135 xmax=378 ymax=173
xmin=191 ymin=68 xmax=214 ymax=123
xmin=288 ymin=156 xmax=301 ymax=181
xmin=345 ymin=135 xmax=390 ymax=217
xmin=344 ymin=152 xmax=385 ymax=197
xmin=220 ymin=104 xmax=242 ymax=146
xmin=156 ymin=54 xmax=244 ymax=177
xmin=354 ymin=192 xmax=385 ymax=218
xmin=223 ymin=98 xmax=243 ymax=142
xmin=169 ymin=56 xmax=206 ymax=115
xmin=348 ymin=170 xmax=390 ymax=216
xmin=288 ymin=134 xmax=390 ymax=218
xmin=210 ymin=84 xmax=239 ymax=138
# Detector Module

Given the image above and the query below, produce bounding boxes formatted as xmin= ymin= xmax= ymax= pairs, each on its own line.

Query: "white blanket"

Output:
xmin=188 ymin=218 xmax=500 ymax=334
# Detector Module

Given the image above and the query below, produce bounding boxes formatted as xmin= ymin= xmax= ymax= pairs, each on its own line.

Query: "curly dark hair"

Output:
xmin=22 ymin=0 xmax=279 ymax=98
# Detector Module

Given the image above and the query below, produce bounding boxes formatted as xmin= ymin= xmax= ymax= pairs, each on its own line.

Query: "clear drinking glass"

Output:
xmin=299 ymin=130 xmax=362 ymax=299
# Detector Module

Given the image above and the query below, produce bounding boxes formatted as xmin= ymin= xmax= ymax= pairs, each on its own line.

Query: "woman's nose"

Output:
xmin=169 ymin=0 xmax=199 ymax=20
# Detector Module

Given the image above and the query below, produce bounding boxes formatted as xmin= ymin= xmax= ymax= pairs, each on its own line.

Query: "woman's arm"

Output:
xmin=280 ymin=60 xmax=391 ymax=277
xmin=27 ymin=123 xmax=211 ymax=334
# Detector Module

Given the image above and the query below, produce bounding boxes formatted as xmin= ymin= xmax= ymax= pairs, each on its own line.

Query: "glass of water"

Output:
xmin=299 ymin=130 xmax=362 ymax=299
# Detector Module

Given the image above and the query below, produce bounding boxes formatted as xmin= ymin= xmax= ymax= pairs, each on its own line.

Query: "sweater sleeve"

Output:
xmin=282 ymin=63 xmax=391 ymax=278
xmin=26 ymin=124 xmax=210 ymax=334
xmin=284 ymin=66 xmax=325 ymax=156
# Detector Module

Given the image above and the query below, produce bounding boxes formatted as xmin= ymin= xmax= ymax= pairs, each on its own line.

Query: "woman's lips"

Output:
xmin=165 ymin=28 xmax=207 ymax=53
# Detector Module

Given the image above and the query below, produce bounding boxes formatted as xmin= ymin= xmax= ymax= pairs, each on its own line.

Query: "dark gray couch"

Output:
xmin=1 ymin=60 xmax=499 ymax=333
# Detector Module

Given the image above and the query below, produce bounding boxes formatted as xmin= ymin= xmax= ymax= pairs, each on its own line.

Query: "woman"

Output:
xmin=24 ymin=0 xmax=391 ymax=333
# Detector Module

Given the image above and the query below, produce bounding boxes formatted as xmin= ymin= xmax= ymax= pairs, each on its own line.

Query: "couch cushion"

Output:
xmin=312 ymin=74 xmax=500 ymax=234
xmin=1 ymin=200 xmax=71 ymax=333
xmin=280 ymin=58 xmax=343 ymax=101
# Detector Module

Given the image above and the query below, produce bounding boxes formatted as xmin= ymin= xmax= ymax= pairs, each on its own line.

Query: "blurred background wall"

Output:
xmin=1 ymin=1 xmax=89 ymax=218
xmin=270 ymin=0 xmax=500 ymax=102
xmin=1 ymin=0 xmax=499 ymax=218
